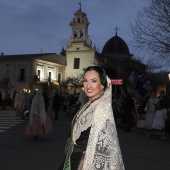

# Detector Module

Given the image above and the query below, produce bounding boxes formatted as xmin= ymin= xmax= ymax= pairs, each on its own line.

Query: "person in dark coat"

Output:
xmin=11 ymin=90 xmax=17 ymax=110
xmin=122 ymin=91 xmax=135 ymax=132
xmin=52 ymin=91 xmax=62 ymax=120
xmin=43 ymin=91 xmax=49 ymax=112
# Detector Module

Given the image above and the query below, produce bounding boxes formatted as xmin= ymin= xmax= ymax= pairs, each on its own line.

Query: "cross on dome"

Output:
xmin=114 ymin=26 xmax=119 ymax=36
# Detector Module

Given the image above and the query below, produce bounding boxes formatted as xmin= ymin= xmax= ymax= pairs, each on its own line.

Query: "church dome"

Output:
xmin=102 ymin=34 xmax=130 ymax=55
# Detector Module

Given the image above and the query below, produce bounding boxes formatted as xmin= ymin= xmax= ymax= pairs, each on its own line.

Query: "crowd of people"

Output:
xmin=144 ymin=90 xmax=170 ymax=138
xmin=0 ymin=89 xmax=54 ymax=139
xmin=0 ymin=78 xmax=170 ymax=141
xmin=61 ymin=90 xmax=88 ymax=119
xmin=112 ymin=89 xmax=170 ymax=139
xmin=0 ymin=79 xmax=170 ymax=141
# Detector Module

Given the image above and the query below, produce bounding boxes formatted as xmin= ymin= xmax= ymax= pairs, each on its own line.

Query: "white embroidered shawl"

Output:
xmin=72 ymin=77 xmax=125 ymax=170
xmin=29 ymin=92 xmax=46 ymax=126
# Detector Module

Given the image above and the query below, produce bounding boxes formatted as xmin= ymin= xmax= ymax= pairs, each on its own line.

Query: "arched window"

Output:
xmin=80 ymin=30 xmax=84 ymax=38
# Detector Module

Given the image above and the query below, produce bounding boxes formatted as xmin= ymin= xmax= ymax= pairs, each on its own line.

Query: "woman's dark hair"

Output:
xmin=84 ymin=66 xmax=108 ymax=90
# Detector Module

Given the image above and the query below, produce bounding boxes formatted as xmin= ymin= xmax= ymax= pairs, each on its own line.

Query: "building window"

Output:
xmin=5 ymin=70 xmax=10 ymax=78
xmin=74 ymin=58 xmax=80 ymax=69
xmin=38 ymin=70 xmax=41 ymax=77
xmin=77 ymin=18 xmax=80 ymax=23
xmin=74 ymin=31 xmax=77 ymax=39
xmin=58 ymin=73 xmax=61 ymax=83
xmin=37 ymin=70 xmax=41 ymax=80
xmin=36 ymin=70 xmax=41 ymax=81
xmin=19 ymin=68 xmax=25 ymax=81
xmin=48 ymin=72 xmax=51 ymax=82
xmin=80 ymin=30 xmax=84 ymax=38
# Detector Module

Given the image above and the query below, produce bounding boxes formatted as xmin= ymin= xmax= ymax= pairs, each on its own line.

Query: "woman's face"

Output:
xmin=83 ymin=70 xmax=104 ymax=101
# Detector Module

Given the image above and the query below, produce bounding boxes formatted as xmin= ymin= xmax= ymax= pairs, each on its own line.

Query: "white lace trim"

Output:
xmin=72 ymin=77 xmax=125 ymax=170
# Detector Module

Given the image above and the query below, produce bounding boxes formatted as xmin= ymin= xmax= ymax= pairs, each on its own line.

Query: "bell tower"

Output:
xmin=66 ymin=3 xmax=92 ymax=49
xmin=65 ymin=3 xmax=96 ymax=78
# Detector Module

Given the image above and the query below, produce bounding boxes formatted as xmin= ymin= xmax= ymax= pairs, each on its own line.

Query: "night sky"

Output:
xmin=0 ymin=0 xmax=149 ymax=62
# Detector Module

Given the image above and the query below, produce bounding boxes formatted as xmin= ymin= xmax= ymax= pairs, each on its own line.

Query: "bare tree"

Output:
xmin=61 ymin=74 xmax=84 ymax=89
xmin=130 ymin=0 xmax=170 ymax=63
xmin=0 ymin=78 xmax=15 ymax=92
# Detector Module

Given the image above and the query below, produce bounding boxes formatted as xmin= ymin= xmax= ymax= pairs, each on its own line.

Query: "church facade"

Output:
xmin=0 ymin=5 xmax=146 ymax=95
xmin=0 ymin=6 xmax=96 ymax=95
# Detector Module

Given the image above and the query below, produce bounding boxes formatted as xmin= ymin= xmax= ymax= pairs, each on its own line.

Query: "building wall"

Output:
xmin=0 ymin=58 xmax=65 ymax=96
xmin=66 ymin=51 xmax=95 ymax=77
xmin=0 ymin=60 xmax=32 ymax=93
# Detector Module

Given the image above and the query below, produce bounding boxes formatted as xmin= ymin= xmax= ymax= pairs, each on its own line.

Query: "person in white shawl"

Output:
xmin=25 ymin=91 xmax=53 ymax=139
xmin=144 ymin=91 xmax=158 ymax=137
xmin=61 ymin=66 xmax=125 ymax=170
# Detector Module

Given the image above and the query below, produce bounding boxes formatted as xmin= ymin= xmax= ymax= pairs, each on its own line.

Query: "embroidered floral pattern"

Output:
xmin=66 ymin=76 xmax=125 ymax=170
xmin=92 ymin=120 xmax=124 ymax=170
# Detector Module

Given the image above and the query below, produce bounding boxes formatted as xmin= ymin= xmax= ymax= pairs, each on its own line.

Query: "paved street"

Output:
xmin=0 ymin=107 xmax=170 ymax=170
xmin=0 ymin=110 xmax=25 ymax=133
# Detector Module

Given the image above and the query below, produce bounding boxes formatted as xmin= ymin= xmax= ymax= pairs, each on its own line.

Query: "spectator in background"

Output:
xmin=16 ymin=91 xmax=30 ymax=119
xmin=2 ymin=91 xmax=9 ymax=110
xmin=122 ymin=91 xmax=135 ymax=132
xmin=75 ymin=90 xmax=88 ymax=109
xmin=152 ymin=90 xmax=169 ymax=138
xmin=43 ymin=91 xmax=49 ymax=112
xmin=14 ymin=91 xmax=21 ymax=111
xmin=65 ymin=93 xmax=80 ymax=118
xmin=62 ymin=94 xmax=69 ymax=112
xmin=69 ymin=93 xmax=79 ymax=107
xmin=113 ymin=94 xmax=124 ymax=126
xmin=11 ymin=90 xmax=17 ymax=110
xmin=52 ymin=90 xmax=62 ymax=120
xmin=144 ymin=91 xmax=158 ymax=137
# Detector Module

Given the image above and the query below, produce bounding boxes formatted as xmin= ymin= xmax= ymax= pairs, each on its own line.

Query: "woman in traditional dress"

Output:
xmin=25 ymin=91 xmax=53 ymax=139
xmin=144 ymin=91 xmax=159 ymax=137
xmin=60 ymin=66 xmax=125 ymax=170
xmin=152 ymin=90 xmax=169 ymax=138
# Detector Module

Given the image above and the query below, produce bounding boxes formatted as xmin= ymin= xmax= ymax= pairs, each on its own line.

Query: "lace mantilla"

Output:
xmin=71 ymin=76 xmax=125 ymax=170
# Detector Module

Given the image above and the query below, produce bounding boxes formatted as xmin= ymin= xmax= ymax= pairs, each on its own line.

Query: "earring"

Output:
xmin=100 ymin=88 xmax=104 ymax=96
